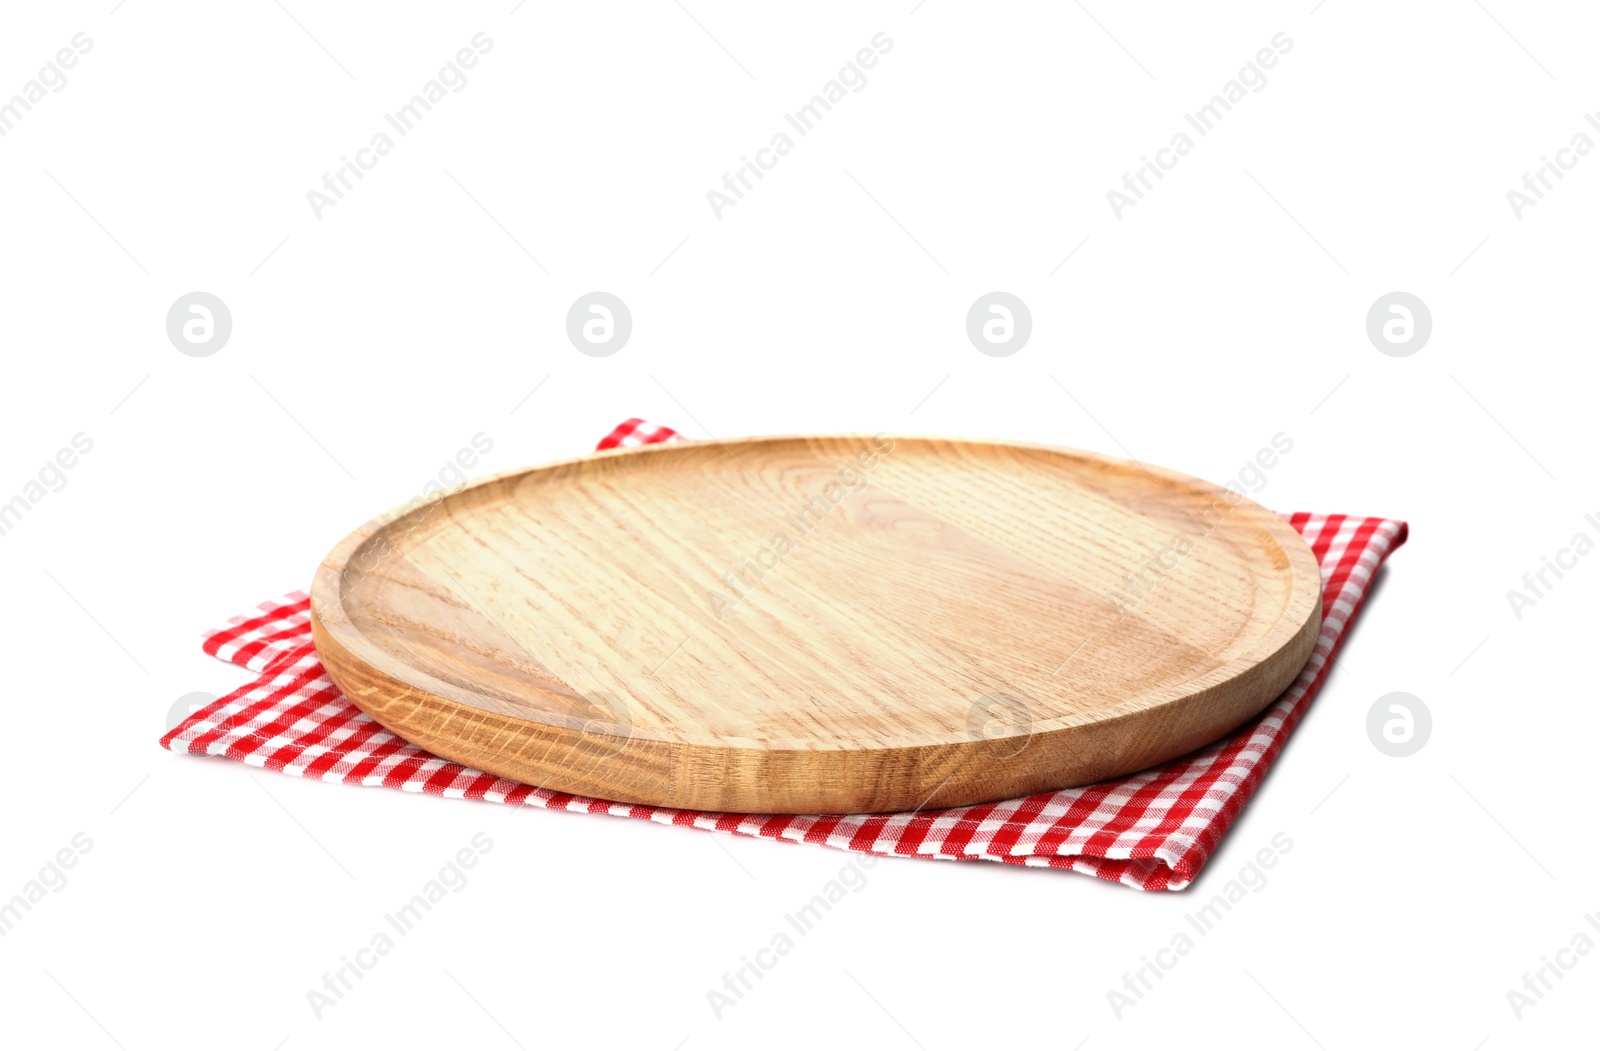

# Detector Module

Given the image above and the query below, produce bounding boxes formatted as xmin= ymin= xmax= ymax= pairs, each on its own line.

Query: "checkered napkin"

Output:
xmin=160 ymin=418 xmax=1408 ymax=892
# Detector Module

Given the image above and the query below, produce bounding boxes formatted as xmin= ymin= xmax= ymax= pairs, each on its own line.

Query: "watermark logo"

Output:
xmin=704 ymin=436 xmax=894 ymax=618
xmin=0 ymin=833 xmax=93 ymax=939
xmin=306 ymin=833 xmax=493 ymax=1019
xmin=966 ymin=292 xmax=1031 ymax=357
xmin=345 ymin=433 xmax=497 ymax=595
xmin=1366 ymin=291 xmax=1430 ymax=357
xmin=165 ymin=690 xmax=246 ymax=747
xmin=1106 ymin=32 xmax=1292 ymax=218
xmin=1505 ymin=113 xmax=1600 ymax=220
xmin=165 ymin=691 xmax=219 ymax=733
xmin=706 ymin=854 xmax=878 ymax=1019
xmin=576 ymin=690 xmax=635 ymax=758
xmin=1106 ymin=831 xmax=1292 ymax=1018
xmin=0 ymin=432 xmax=94 ymax=540
xmin=965 ymin=691 xmax=1037 ymax=758
xmin=167 ymin=292 xmax=232 ymax=357
xmin=1366 ymin=692 xmax=1430 ymax=757
xmin=0 ymin=33 xmax=92 ymax=139
xmin=567 ymin=291 xmax=632 ymax=357
xmin=706 ymin=32 xmax=893 ymax=219
xmin=306 ymin=33 xmax=493 ymax=219
xmin=1506 ymin=912 xmax=1600 ymax=1020
xmin=1105 ymin=432 xmax=1293 ymax=619
xmin=1506 ymin=513 xmax=1600 ymax=620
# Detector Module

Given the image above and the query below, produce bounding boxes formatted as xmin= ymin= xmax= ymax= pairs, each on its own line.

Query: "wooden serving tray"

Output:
xmin=310 ymin=435 xmax=1321 ymax=814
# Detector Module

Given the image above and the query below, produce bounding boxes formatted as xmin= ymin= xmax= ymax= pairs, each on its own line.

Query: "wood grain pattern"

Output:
xmin=309 ymin=435 xmax=1322 ymax=814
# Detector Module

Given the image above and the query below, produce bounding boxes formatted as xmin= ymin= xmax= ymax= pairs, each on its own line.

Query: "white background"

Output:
xmin=1 ymin=1 xmax=1595 ymax=1047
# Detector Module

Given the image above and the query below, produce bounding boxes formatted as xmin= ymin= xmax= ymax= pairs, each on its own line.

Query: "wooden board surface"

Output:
xmin=309 ymin=435 xmax=1322 ymax=814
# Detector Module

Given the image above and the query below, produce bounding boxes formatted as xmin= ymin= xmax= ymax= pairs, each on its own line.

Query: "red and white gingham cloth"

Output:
xmin=161 ymin=418 xmax=1408 ymax=891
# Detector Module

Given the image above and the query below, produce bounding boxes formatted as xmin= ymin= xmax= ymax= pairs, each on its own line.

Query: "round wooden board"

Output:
xmin=310 ymin=435 xmax=1322 ymax=814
